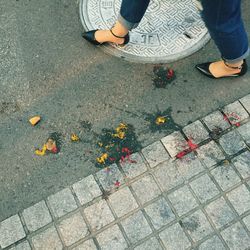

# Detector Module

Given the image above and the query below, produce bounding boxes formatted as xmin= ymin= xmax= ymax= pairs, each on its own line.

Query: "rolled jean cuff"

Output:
xmin=118 ymin=13 xmax=139 ymax=30
xmin=223 ymin=47 xmax=250 ymax=64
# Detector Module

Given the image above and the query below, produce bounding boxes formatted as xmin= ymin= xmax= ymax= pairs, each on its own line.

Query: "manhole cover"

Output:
xmin=79 ymin=0 xmax=210 ymax=63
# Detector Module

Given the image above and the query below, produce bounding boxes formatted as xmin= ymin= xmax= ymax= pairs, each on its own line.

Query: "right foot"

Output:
xmin=94 ymin=30 xmax=127 ymax=45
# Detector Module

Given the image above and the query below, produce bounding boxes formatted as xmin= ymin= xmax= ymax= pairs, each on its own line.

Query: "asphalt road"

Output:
xmin=0 ymin=0 xmax=249 ymax=221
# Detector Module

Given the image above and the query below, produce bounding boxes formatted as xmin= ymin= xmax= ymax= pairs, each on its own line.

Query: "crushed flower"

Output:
xmin=155 ymin=116 xmax=167 ymax=125
xmin=96 ymin=153 xmax=108 ymax=164
xmin=71 ymin=133 xmax=80 ymax=142
xmin=35 ymin=144 xmax=47 ymax=156
xmin=114 ymin=180 xmax=121 ymax=187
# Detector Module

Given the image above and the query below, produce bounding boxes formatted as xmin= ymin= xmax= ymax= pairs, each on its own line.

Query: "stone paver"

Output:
xmin=240 ymin=94 xmax=250 ymax=113
xmin=0 ymin=215 xmax=26 ymax=248
xmin=220 ymin=222 xmax=250 ymax=250
xmin=121 ymin=152 xmax=148 ymax=179
xmin=237 ymin=121 xmax=250 ymax=144
xmin=161 ymin=131 xmax=188 ymax=158
xmin=121 ymin=210 xmax=152 ymax=244
xmin=211 ymin=164 xmax=241 ymax=191
xmin=72 ymin=175 xmax=102 ymax=205
xmin=58 ymin=212 xmax=88 ymax=246
xmin=182 ymin=120 xmax=209 ymax=144
xmin=47 ymin=188 xmax=77 ymax=218
xmin=243 ymin=214 xmax=250 ymax=231
xmin=232 ymin=151 xmax=250 ymax=179
xmin=22 ymin=200 xmax=52 ymax=232
xmin=31 ymin=226 xmax=63 ymax=250
xmin=223 ymin=101 xmax=249 ymax=124
xmin=190 ymin=174 xmax=220 ymax=203
xmin=96 ymin=224 xmax=128 ymax=250
xmin=96 ymin=163 xmax=124 ymax=192
xmin=109 ymin=187 xmax=138 ymax=217
xmin=180 ymin=210 xmax=213 ymax=242
xmin=219 ymin=130 xmax=246 ymax=155
xmin=131 ymin=174 xmax=161 ymax=204
xmin=84 ymin=199 xmax=114 ymax=231
xmin=226 ymin=184 xmax=250 ymax=215
xmin=197 ymin=141 xmax=225 ymax=168
xmin=198 ymin=235 xmax=226 ymax=250
xmin=141 ymin=141 xmax=170 ymax=168
xmin=159 ymin=223 xmax=191 ymax=250
xmin=144 ymin=197 xmax=175 ymax=230
xmin=202 ymin=110 xmax=230 ymax=131
xmin=205 ymin=197 xmax=236 ymax=229
xmin=134 ymin=237 xmax=163 ymax=250
xmin=168 ymin=185 xmax=198 ymax=216
xmin=9 ymin=241 xmax=31 ymax=250
xmin=154 ymin=161 xmax=184 ymax=192
xmin=71 ymin=239 xmax=97 ymax=250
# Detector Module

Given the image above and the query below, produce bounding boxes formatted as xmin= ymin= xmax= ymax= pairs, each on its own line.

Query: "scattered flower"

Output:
xmin=114 ymin=180 xmax=121 ymax=187
xmin=96 ymin=153 xmax=108 ymax=164
xmin=71 ymin=133 xmax=80 ymax=142
xmin=155 ymin=116 xmax=167 ymax=125
xmin=29 ymin=116 xmax=41 ymax=126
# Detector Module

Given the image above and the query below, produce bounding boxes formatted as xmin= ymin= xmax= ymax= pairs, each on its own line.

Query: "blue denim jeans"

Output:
xmin=118 ymin=0 xmax=249 ymax=63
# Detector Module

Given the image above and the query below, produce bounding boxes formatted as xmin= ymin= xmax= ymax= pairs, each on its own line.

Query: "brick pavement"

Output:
xmin=1 ymin=94 xmax=250 ymax=250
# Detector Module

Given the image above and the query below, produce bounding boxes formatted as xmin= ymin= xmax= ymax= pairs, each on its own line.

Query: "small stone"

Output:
xmin=142 ymin=141 xmax=170 ymax=168
xmin=58 ymin=212 xmax=88 ymax=246
xmin=73 ymin=175 xmax=102 ymax=205
xmin=121 ymin=210 xmax=152 ymax=244
xmin=22 ymin=201 xmax=52 ymax=232
xmin=96 ymin=224 xmax=128 ymax=250
xmin=183 ymin=120 xmax=209 ymax=144
xmin=0 ymin=215 xmax=26 ymax=248
xmin=32 ymin=226 xmax=63 ymax=250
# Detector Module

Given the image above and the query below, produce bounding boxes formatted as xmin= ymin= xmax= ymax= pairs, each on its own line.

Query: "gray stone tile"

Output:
xmin=134 ymin=237 xmax=163 ymax=250
xmin=202 ymin=111 xmax=230 ymax=131
xmin=73 ymin=175 xmax=102 ymax=205
xmin=47 ymin=188 xmax=77 ymax=219
xmin=9 ymin=241 xmax=31 ymax=250
xmin=176 ymin=153 xmax=205 ymax=180
xmin=109 ymin=187 xmax=138 ymax=217
xmin=84 ymin=199 xmax=115 ymax=231
xmin=211 ymin=164 xmax=241 ymax=191
xmin=223 ymin=101 xmax=249 ymax=124
xmin=197 ymin=141 xmax=225 ymax=168
xmin=168 ymin=186 xmax=198 ymax=216
xmin=219 ymin=130 xmax=246 ymax=155
xmin=142 ymin=141 xmax=170 ymax=168
xmin=232 ymin=151 xmax=250 ymax=179
xmin=237 ymin=121 xmax=250 ymax=144
xmin=198 ymin=235 xmax=226 ymax=250
xmin=96 ymin=224 xmax=128 ymax=250
xmin=159 ymin=223 xmax=191 ymax=250
xmin=96 ymin=164 xmax=124 ymax=192
xmin=121 ymin=210 xmax=152 ymax=244
xmin=183 ymin=120 xmax=210 ymax=144
xmin=240 ymin=94 xmax=250 ymax=113
xmin=58 ymin=212 xmax=88 ymax=246
xmin=22 ymin=200 xmax=52 ymax=232
xmin=205 ymin=197 xmax=236 ymax=229
xmin=154 ymin=161 xmax=184 ymax=192
xmin=121 ymin=152 xmax=147 ymax=179
xmin=161 ymin=131 xmax=188 ymax=158
xmin=32 ymin=226 xmax=63 ymax=250
xmin=0 ymin=215 xmax=26 ymax=248
xmin=144 ymin=197 xmax=175 ymax=230
xmin=243 ymin=214 xmax=250 ymax=231
xmin=220 ymin=222 xmax=250 ymax=250
xmin=131 ymin=174 xmax=161 ymax=205
xmin=71 ymin=239 xmax=97 ymax=250
xmin=226 ymin=184 xmax=250 ymax=215
xmin=180 ymin=210 xmax=213 ymax=242
xmin=190 ymin=174 xmax=220 ymax=203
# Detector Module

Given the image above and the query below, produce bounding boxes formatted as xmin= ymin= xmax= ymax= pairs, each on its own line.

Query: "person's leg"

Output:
xmin=93 ymin=0 xmax=150 ymax=44
xmin=199 ymin=0 xmax=249 ymax=77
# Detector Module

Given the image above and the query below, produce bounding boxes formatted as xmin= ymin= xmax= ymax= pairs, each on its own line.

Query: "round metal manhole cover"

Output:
xmin=79 ymin=0 xmax=210 ymax=63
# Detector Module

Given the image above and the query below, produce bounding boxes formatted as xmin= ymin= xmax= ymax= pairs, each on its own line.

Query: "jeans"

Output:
xmin=118 ymin=0 xmax=249 ymax=63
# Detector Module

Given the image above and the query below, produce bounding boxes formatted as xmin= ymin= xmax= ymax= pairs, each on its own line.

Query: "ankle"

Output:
xmin=110 ymin=21 xmax=128 ymax=37
xmin=224 ymin=60 xmax=243 ymax=70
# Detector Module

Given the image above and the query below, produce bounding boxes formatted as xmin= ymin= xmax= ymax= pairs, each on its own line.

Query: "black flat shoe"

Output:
xmin=195 ymin=59 xmax=248 ymax=79
xmin=82 ymin=29 xmax=130 ymax=46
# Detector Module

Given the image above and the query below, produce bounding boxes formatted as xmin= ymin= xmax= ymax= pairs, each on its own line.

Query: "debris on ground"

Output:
xmin=152 ymin=65 xmax=176 ymax=88
xmin=209 ymin=127 xmax=223 ymax=141
xmin=176 ymin=138 xmax=198 ymax=159
xmin=223 ymin=112 xmax=241 ymax=127
xmin=71 ymin=133 xmax=80 ymax=142
xmin=29 ymin=116 xmax=41 ymax=126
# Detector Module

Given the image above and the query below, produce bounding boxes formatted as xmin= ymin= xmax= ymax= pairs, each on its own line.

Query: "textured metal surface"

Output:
xmin=79 ymin=0 xmax=210 ymax=63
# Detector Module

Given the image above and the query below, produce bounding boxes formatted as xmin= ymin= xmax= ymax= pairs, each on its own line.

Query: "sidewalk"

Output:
xmin=1 ymin=94 xmax=250 ymax=250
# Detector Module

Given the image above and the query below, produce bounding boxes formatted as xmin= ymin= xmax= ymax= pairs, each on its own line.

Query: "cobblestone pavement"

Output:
xmin=1 ymin=95 xmax=250 ymax=250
